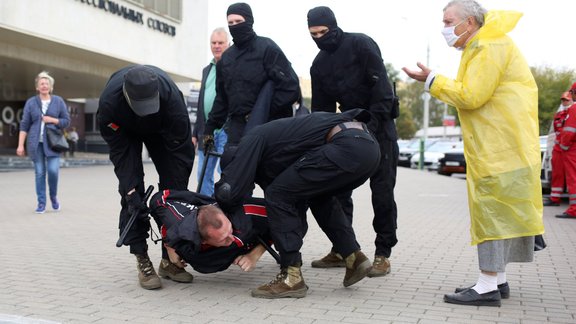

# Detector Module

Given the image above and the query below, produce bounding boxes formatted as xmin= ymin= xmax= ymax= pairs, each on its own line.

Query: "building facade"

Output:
xmin=0 ymin=0 xmax=208 ymax=151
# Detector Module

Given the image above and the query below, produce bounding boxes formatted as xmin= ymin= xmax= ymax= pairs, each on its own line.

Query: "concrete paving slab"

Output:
xmin=0 ymin=162 xmax=575 ymax=323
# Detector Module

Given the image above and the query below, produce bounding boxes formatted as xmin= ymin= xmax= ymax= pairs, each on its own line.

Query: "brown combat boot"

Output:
xmin=136 ymin=254 xmax=162 ymax=290
xmin=251 ymin=265 xmax=308 ymax=299
xmin=158 ymin=259 xmax=194 ymax=283
xmin=311 ymin=251 xmax=346 ymax=268
xmin=367 ymin=255 xmax=391 ymax=278
xmin=343 ymin=250 xmax=372 ymax=287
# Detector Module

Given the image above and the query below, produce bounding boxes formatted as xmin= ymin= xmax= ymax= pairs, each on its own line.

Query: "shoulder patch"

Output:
xmin=107 ymin=123 xmax=119 ymax=131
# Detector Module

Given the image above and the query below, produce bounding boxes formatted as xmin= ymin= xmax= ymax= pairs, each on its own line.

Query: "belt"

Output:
xmin=326 ymin=121 xmax=367 ymax=142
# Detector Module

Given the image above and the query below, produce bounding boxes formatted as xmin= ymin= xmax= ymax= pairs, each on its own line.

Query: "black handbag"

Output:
xmin=45 ymin=126 xmax=69 ymax=152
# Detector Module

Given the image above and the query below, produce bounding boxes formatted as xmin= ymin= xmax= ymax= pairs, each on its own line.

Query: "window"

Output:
xmin=128 ymin=0 xmax=182 ymax=21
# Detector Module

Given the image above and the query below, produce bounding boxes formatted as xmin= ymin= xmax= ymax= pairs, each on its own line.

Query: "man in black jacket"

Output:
xmin=307 ymin=6 xmax=399 ymax=277
xmin=192 ymin=27 xmax=230 ymax=196
xmin=150 ymin=190 xmax=271 ymax=274
xmin=97 ymin=65 xmax=195 ymax=290
xmin=215 ymin=109 xmax=380 ymax=298
xmin=203 ymin=2 xmax=300 ymax=162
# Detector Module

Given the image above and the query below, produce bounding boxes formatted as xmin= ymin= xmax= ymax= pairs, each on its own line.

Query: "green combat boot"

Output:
xmin=343 ymin=250 xmax=372 ymax=287
xmin=251 ymin=265 xmax=308 ymax=299
xmin=367 ymin=255 xmax=391 ymax=278
xmin=158 ymin=259 xmax=194 ymax=283
xmin=311 ymin=251 xmax=346 ymax=268
xmin=136 ymin=254 xmax=162 ymax=290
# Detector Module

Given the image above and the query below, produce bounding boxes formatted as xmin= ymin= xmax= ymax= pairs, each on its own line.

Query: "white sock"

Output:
xmin=471 ymin=273 xmax=497 ymax=294
xmin=497 ymin=272 xmax=507 ymax=285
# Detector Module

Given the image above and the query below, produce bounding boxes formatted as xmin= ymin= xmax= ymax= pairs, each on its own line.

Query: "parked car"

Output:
xmin=397 ymin=139 xmax=411 ymax=151
xmin=410 ymin=141 xmax=464 ymax=171
xmin=541 ymin=134 xmax=554 ymax=194
xmin=438 ymin=149 xmax=466 ymax=176
xmin=539 ymin=135 xmax=548 ymax=158
xmin=398 ymin=139 xmax=438 ymax=168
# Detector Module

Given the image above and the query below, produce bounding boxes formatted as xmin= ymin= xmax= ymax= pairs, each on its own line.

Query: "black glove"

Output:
xmin=203 ymin=134 xmax=215 ymax=153
xmin=126 ymin=191 xmax=149 ymax=219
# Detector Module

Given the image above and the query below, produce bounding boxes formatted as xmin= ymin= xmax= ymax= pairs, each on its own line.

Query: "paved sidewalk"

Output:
xmin=0 ymin=163 xmax=575 ymax=323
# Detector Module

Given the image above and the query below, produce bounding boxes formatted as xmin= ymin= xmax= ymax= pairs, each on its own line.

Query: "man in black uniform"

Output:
xmin=307 ymin=6 xmax=399 ymax=277
xmin=215 ymin=109 xmax=381 ymax=298
xmin=97 ymin=65 xmax=195 ymax=290
xmin=150 ymin=190 xmax=272 ymax=274
xmin=203 ymin=2 xmax=300 ymax=160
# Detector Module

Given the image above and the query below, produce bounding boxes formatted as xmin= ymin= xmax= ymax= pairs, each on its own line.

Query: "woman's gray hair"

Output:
xmin=444 ymin=0 xmax=487 ymax=27
xmin=35 ymin=71 xmax=55 ymax=91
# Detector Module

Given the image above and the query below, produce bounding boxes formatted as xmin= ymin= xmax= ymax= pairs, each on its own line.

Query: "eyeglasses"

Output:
xmin=561 ymin=98 xmax=570 ymax=101
xmin=570 ymin=90 xmax=576 ymax=94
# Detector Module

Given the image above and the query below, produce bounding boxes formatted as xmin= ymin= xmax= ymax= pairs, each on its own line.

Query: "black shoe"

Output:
xmin=543 ymin=200 xmax=560 ymax=207
xmin=444 ymin=288 xmax=501 ymax=307
xmin=454 ymin=282 xmax=510 ymax=299
xmin=556 ymin=213 xmax=576 ymax=219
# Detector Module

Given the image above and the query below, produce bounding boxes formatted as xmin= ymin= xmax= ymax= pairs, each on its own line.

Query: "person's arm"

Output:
xmin=560 ymin=105 xmax=576 ymax=150
xmin=193 ymin=65 xmax=210 ymax=149
xmin=55 ymin=96 xmax=71 ymax=128
xmin=233 ymin=244 xmax=266 ymax=272
xmin=215 ymin=134 xmax=264 ymax=209
xmin=429 ymin=45 xmax=502 ymax=110
xmin=165 ymin=244 xmax=187 ymax=268
xmin=263 ymin=42 xmax=300 ymax=117
xmin=359 ymin=37 xmax=395 ymax=130
xmin=16 ymin=101 xmax=32 ymax=156
xmin=16 ymin=131 xmax=27 ymax=157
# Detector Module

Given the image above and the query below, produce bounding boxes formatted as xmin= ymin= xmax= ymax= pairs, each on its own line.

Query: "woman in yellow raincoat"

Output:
xmin=403 ymin=0 xmax=544 ymax=307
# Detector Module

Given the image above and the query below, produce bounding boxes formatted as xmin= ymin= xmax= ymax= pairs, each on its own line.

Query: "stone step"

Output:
xmin=0 ymin=155 xmax=112 ymax=171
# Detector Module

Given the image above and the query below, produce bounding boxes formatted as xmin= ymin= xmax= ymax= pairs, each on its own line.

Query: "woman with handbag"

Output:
xmin=16 ymin=71 xmax=70 ymax=213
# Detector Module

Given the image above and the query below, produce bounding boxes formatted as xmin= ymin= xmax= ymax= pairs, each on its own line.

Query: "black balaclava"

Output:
xmin=307 ymin=6 xmax=343 ymax=52
xmin=227 ymin=2 xmax=256 ymax=48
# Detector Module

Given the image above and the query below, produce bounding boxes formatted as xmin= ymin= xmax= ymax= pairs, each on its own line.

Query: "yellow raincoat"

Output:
xmin=430 ymin=11 xmax=544 ymax=245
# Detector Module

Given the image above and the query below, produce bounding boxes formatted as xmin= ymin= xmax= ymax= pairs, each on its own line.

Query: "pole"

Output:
xmin=419 ymin=43 xmax=431 ymax=170
xmin=443 ymin=102 xmax=448 ymax=140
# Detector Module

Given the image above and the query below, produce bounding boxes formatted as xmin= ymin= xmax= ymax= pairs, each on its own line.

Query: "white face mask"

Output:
xmin=441 ymin=19 xmax=468 ymax=47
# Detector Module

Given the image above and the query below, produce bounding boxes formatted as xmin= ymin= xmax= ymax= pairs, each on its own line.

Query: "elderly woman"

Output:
xmin=17 ymin=71 xmax=70 ymax=213
xmin=403 ymin=0 xmax=545 ymax=306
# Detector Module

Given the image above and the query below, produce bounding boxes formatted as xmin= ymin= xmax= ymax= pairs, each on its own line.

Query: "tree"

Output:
xmin=396 ymin=105 xmax=417 ymax=139
xmin=386 ymin=63 xmax=400 ymax=84
xmin=531 ymin=66 xmax=576 ymax=134
xmin=395 ymin=78 xmax=453 ymax=138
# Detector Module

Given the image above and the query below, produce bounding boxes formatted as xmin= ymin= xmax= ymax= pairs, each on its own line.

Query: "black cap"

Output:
xmin=227 ymin=2 xmax=254 ymax=25
xmin=123 ymin=65 xmax=160 ymax=116
xmin=307 ymin=6 xmax=337 ymax=28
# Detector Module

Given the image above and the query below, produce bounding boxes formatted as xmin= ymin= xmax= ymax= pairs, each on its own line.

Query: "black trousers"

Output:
xmin=120 ymin=136 xmax=195 ymax=257
xmin=264 ymin=129 xmax=381 ymax=268
xmin=336 ymin=131 xmax=398 ymax=257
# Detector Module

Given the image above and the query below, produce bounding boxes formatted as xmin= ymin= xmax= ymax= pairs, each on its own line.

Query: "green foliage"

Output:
xmin=531 ymin=66 xmax=576 ymax=134
xmin=396 ymin=104 xmax=417 ymax=139
xmin=386 ymin=63 xmax=400 ymax=84
xmin=395 ymin=79 xmax=457 ymax=139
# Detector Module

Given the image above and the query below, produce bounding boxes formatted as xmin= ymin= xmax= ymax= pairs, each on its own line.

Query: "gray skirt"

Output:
xmin=477 ymin=236 xmax=534 ymax=272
